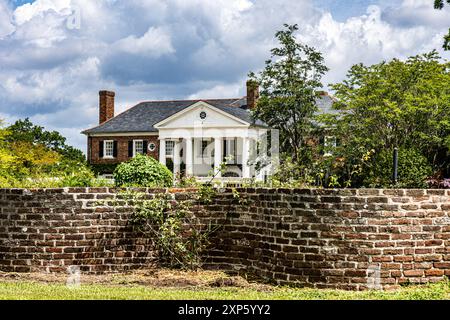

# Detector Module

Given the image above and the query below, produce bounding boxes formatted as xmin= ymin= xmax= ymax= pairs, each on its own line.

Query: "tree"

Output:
xmin=434 ymin=0 xmax=450 ymax=50
xmin=249 ymin=24 xmax=329 ymax=162
xmin=327 ymin=51 xmax=450 ymax=186
xmin=7 ymin=118 xmax=85 ymax=163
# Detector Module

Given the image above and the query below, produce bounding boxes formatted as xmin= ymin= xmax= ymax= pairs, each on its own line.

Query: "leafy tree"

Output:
xmin=249 ymin=24 xmax=329 ymax=162
xmin=327 ymin=51 xmax=450 ymax=187
xmin=7 ymin=118 xmax=85 ymax=163
xmin=0 ymin=118 xmax=96 ymax=187
xmin=363 ymin=148 xmax=433 ymax=188
xmin=434 ymin=0 xmax=450 ymax=50
xmin=9 ymin=141 xmax=61 ymax=177
xmin=0 ymin=121 xmax=16 ymax=186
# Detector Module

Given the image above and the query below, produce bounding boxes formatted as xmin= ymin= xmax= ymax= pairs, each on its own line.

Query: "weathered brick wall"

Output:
xmin=206 ymin=188 xmax=450 ymax=290
xmin=0 ymin=188 xmax=158 ymax=273
xmin=0 ymin=187 xmax=449 ymax=290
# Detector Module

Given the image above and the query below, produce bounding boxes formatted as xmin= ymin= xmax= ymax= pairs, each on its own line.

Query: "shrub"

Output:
xmin=60 ymin=166 xmax=95 ymax=187
xmin=362 ymin=148 xmax=433 ymax=188
xmin=113 ymin=154 xmax=173 ymax=187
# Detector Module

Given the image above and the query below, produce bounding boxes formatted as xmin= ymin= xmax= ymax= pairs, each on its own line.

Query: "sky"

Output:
xmin=0 ymin=0 xmax=449 ymax=153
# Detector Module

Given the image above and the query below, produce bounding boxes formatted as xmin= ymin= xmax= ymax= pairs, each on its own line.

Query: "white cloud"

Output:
xmin=13 ymin=0 xmax=72 ymax=25
xmin=0 ymin=0 xmax=449 ymax=152
xmin=188 ymin=81 xmax=245 ymax=100
xmin=300 ymin=4 xmax=450 ymax=86
xmin=114 ymin=26 xmax=175 ymax=57
xmin=0 ymin=0 xmax=14 ymax=38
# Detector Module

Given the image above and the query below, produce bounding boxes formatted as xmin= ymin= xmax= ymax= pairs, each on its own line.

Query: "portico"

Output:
xmin=154 ymin=101 xmax=269 ymax=180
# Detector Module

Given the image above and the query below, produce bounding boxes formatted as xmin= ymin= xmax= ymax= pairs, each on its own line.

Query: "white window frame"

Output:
xmin=103 ymin=140 xmax=114 ymax=158
xmin=324 ymin=136 xmax=337 ymax=157
xmin=148 ymin=142 xmax=156 ymax=152
xmin=133 ymin=139 xmax=144 ymax=157
xmin=165 ymin=141 xmax=175 ymax=157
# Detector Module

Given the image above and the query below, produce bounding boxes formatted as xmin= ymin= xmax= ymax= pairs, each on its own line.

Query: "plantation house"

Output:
xmin=82 ymin=81 xmax=335 ymax=181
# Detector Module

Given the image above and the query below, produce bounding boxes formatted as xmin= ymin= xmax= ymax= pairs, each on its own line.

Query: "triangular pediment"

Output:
xmin=154 ymin=101 xmax=249 ymax=129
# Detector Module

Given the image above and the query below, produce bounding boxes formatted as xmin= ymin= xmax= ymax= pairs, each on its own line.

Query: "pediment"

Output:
xmin=154 ymin=101 xmax=249 ymax=129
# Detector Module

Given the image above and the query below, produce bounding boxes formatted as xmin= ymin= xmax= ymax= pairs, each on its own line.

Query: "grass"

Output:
xmin=0 ymin=280 xmax=448 ymax=300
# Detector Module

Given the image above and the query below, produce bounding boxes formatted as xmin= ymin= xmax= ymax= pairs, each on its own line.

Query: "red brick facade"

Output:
xmin=88 ymin=135 xmax=160 ymax=166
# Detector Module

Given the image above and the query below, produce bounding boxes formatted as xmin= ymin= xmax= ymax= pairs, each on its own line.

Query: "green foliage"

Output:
xmin=326 ymin=51 xmax=450 ymax=187
xmin=362 ymin=148 xmax=433 ymax=188
xmin=127 ymin=191 xmax=214 ymax=269
xmin=7 ymin=118 xmax=85 ymax=163
xmin=114 ymin=154 xmax=173 ymax=187
xmin=60 ymin=166 xmax=96 ymax=187
xmin=197 ymin=184 xmax=216 ymax=205
xmin=90 ymin=163 xmax=119 ymax=175
xmin=249 ymin=24 xmax=329 ymax=162
xmin=0 ymin=118 xmax=98 ymax=188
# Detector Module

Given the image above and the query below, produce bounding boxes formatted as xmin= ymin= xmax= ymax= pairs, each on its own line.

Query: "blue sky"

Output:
xmin=0 ymin=0 xmax=449 ymax=152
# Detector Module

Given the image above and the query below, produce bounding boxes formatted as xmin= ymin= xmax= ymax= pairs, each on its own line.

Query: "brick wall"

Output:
xmin=0 ymin=188 xmax=448 ymax=290
xmin=88 ymin=136 xmax=160 ymax=165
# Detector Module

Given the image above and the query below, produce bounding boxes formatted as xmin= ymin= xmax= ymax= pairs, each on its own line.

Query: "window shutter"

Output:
xmin=128 ymin=141 xmax=133 ymax=157
xmin=113 ymin=141 xmax=118 ymax=158
xmin=143 ymin=141 xmax=148 ymax=154
xmin=319 ymin=136 xmax=325 ymax=155
xmin=99 ymin=141 xmax=104 ymax=158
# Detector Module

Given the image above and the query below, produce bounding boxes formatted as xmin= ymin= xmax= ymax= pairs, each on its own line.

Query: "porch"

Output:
xmin=159 ymin=136 xmax=254 ymax=179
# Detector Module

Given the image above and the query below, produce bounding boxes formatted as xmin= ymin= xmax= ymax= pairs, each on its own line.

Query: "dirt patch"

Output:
xmin=0 ymin=269 xmax=272 ymax=290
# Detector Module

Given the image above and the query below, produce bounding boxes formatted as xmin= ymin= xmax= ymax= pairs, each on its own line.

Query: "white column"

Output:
xmin=173 ymin=140 xmax=181 ymax=177
xmin=185 ymin=138 xmax=193 ymax=176
xmin=242 ymin=137 xmax=250 ymax=178
xmin=159 ymin=139 xmax=166 ymax=166
xmin=214 ymin=137 xmax=222 ymax=178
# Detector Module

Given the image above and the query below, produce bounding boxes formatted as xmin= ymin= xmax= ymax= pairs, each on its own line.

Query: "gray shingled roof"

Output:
xmin=82 ymin=95 xmax=335 ymax=135
xmin=316 ymin=94 xmax=339 ymax=115
xmin=82 ymin=98 xmax=266 ymax=134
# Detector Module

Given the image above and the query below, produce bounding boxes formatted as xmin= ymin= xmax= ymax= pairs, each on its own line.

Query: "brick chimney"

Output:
xmin=99 ymin=90 xmax=115 ymax=124
xmin=246 ymin=80 xmax=259 ymax=110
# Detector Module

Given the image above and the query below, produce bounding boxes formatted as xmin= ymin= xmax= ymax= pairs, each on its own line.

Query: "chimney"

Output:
xmin=246 ymin=80 xmax=259 ymax=110
xmin=99 ymin=90 xmax=115 ymax=124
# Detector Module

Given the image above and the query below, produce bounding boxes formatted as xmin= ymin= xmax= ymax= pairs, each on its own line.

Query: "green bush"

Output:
xmin=113 ymin=154 xmax=173 ymax=187
xmin=60 ymin=166 xmax=96 ymax=187
xmin=362 ymin=148 xmax=433 ymax=188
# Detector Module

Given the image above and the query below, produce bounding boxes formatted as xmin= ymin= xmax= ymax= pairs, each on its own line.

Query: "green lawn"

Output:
xmin=0 ymin=280 xmax=448 ymax=300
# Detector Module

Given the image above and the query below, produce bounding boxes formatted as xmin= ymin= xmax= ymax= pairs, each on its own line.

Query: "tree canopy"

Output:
xmin=7 ymin=118 xmax=85 ymax=163
xmin=326 ymin=51 xmax=450 ymax=186
xmin=0 ymin=118 xmax=93 ymax=187
xmin=249 ymin=24 xmax=329 ymax=162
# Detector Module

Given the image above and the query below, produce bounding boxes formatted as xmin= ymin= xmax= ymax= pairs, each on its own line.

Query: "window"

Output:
xmin=104 ymin=140 xmax=114 ymax=158
xmin=165 ymin=141 xmax=175 ymax=156
xmin=324 ymin=136 xmax=337 ymax=156
xmin=199 ymin=111 xmax=207 ymax=120
xmin=133 ymin=140 xmax=144 ymax=157
xmin=149 ymin=142 xmax=156 ymax=152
